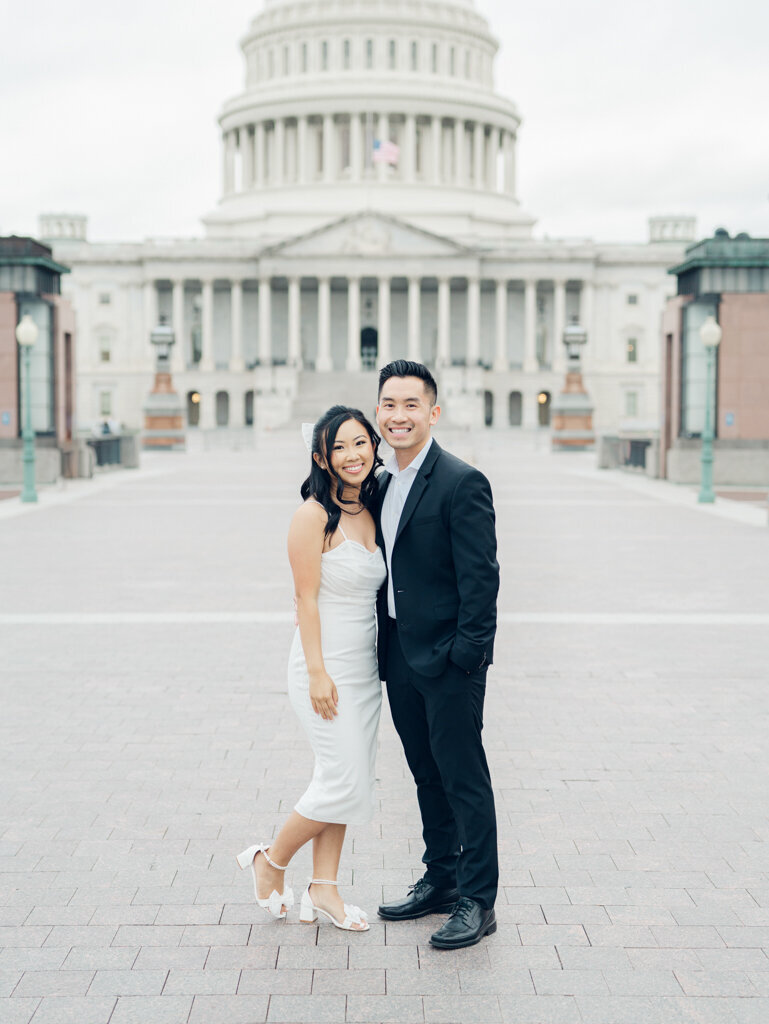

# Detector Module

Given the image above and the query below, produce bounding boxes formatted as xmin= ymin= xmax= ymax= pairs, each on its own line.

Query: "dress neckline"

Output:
xmin=323 ymin=538 xmax=381 ymax=557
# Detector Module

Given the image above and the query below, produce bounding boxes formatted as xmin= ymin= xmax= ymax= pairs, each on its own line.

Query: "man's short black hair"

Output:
xmin=378 ymin=360 xmax=438 ymax=406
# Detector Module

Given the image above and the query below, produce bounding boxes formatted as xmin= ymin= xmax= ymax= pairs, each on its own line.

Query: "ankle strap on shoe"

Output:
xmin=310 ymin=878 xmax=337 ymax=885
xmin=260 ymin=847 xmax=288 ymax=871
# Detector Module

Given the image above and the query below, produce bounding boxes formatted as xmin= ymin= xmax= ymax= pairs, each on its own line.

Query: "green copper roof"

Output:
xmin=669 ymin=230 xmax=769 ymax=276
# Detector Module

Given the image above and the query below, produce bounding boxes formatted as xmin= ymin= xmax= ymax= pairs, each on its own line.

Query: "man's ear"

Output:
xmin=430 ymin=404 xmax=441 ymax=426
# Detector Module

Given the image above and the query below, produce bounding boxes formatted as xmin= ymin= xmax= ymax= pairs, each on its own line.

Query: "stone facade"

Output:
xmin=42 ymin=0 xmax=693 ymax=435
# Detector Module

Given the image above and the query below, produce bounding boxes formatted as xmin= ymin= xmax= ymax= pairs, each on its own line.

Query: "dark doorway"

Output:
xmin=508 ymin=390 xmax=522 ymax=427
xmin=245 ymin=390 xmax=254 ymax=427
xmin=484 ymin=391 xmax=494 ymax=427
xmin=187 ymin=391 xmax=201 ymax=427
xmin=361 ymin=327 xmax=378 ymax=370
xmin=537 ymin=390 xmax=551 ymax=427
xmin=216 ymin=391 xmax=230 ymax=427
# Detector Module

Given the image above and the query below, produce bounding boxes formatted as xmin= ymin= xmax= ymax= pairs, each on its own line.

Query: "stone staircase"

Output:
xmin=289 ymin=370 xmax=380 ymax=425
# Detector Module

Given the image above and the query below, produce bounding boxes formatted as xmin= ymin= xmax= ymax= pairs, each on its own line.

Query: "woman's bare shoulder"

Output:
xmin=291 ymin=498 xmax=328 ymax=529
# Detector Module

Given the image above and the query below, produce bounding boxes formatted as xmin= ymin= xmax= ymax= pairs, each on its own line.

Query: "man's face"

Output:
xmin=376 ymin=376 xmax=440 ymax=457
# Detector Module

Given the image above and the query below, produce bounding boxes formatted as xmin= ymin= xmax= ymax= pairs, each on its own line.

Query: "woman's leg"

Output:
xmin=308 ymin=823 xmax=365 ymax=929
xmin=252 ymin=810 xmax=326 ymax=905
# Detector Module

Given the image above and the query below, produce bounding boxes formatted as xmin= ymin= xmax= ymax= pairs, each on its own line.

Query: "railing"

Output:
xmin=86 ymin=436 xmax=122 ymax=467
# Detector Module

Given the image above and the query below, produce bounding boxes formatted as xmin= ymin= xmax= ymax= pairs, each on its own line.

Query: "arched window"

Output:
xmin=508 ymin=391 xmax=522 ymax=426
xmin=484 ymin=391 xmax=494 ymax=427
xmin=244 ymin=390 xmax=254 ymax=426
xmin=216 ymin=391 xmax=230 ymax=427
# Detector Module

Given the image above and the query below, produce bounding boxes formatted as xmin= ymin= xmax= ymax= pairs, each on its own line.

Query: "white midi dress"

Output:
xmin=287 ymin=522 xmax=386 ymax=825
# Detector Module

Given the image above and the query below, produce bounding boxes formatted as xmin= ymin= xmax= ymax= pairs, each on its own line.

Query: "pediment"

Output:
xmin=265 ymin=213 xmax=471 ymax=259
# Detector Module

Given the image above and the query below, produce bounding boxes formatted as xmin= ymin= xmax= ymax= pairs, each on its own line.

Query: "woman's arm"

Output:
xmin=287 ymin=503 xmax=339 ymax=720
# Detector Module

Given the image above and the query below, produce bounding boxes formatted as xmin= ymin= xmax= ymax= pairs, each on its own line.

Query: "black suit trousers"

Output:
xmin=385 ymin=620 xmax=498 ymax=910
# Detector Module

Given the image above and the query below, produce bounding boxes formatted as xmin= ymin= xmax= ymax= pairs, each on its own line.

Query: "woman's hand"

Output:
xmin=309 ymin=670 xmax=339 ymax=720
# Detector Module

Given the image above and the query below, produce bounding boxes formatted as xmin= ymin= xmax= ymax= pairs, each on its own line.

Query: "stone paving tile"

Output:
xmin=189 ymin=993 xmax=269 ymax=1023
xmin=310 ymin=967 xmax=384 ymax=994
xmin=347 ymin=945 xmax=419 ymax=969
xmin=238 ymin=968 xmax=312 ymax=994
xmin=0 ymin=926 xmax=51 ymax=947
xmin=181 ymin=924 xmax=249 ymax=946
xmin=276 ymin=945 xmax=348 ymax=969
xmin=532 ymin=968 xmax=610 ymax=995
xmin=497 ymin=993 xmax=579 ymax=1023
xmin=0 ymin=997 xmax=40 ymax=1024
xmin=111 ymin=924 xmax=184 ymax=946
xmin=162 ymin=968 xmax=240 ymax=994
xmin=0 ymin=968 xmax=22 ymax=996
xmin=267 ymin=993 xmax=347 ymax=1022
xmin=110 ymin=995 xmax=194 ymax=1024
xmin=674 ymin=969 xmax=759 ymax=996
xmin=13 ymin=970 xmax=94 ymax=997
xmin=0 ymin=949 xmax=67 ymax=972
xmin=346 ymin=995 xmax=423 ymax=1022
xmin=601 ymin=969 xmax=683 ymax=996
xmin=133 ymin=946 xmax=209 ymax=970
xmin=205 ymin=946 xmax=278 ymax=970
xmin=385 ymin=966 xmax=458 ymax=994
xmin=457 ymin=967 xmax=534 ymax=994
xmin=423 ymin=993 xmax=502 ymax=1022
xmin=87 ymin=968 xmax=167 ymax=995
xmin=519 ymin=924 xmax=589 ymax=946
xmin=28 ymin=996 xmax=117 ymax=1024
xmin=156 ymin=904 xmax=223 ymax=926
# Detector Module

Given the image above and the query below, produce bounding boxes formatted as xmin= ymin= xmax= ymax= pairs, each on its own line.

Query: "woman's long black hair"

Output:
xmin=300 ymin=406 xmax=383 ymax=539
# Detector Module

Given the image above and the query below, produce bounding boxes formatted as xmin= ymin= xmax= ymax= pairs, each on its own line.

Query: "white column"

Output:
xmin=323 ymin=114 xmax=334 ymax=183
xmin=143 ymin=279 xmax=157 ymax=334
xmin=466 ymin=276 xmax=480 ymax=365
xmin=297 ymin=116 xmax=307 ymax=184
xmin=346 ymin=276 xmax=361 ymax=371
xmin=200 ymin=279 xmax=214 ymax=372
xmin=199 ymin=390 xmax=216 ymax=430
xmin=404 ymin=113 xmax=416 ymax=183
xmin=258 ymin=277 xmax=272 ymax=365
xmin=230 ymin=279 xmax=244 ymax=372
xmin=377 ymin=113 xmax=388 ymax=181
xmin=350 ymin=113 xmax=363 ymax=182
xmin=473 ymin=123 xmax=484 ymax=189
xmin=437 ymin=277 xmax=451 ymax=366
xmin=378 ymin=277 xmax=391 ymax=365
xmin=495 ymin=127 xmax=504 ymax=192
xmin=432 ymin=116 xmax=442 ymax=184
xmin=316 ymin=277 xmax=332 ymax=371
xmin=288 ymin=277 xmax=301 ymax=367
xmin=485 ymin=127 xmax=496 ymax=191
xmin=494 ymin=279 xmax=508 ymax=372
xmin=241 ymin=127 xmax=253 ymax=189
xmin=504 ymin=131 xmax=516 ymax=195
xmin=407 ymin=277 xmax=421 ymax=361
xmin=255 ymin=122 xmax=265 ymax=186
xmin=172 ymin=279 xmax=185 ymax=372
xmin=454 ymin=118 xmax=464 ymax=186
xmin=274 ymin=117 xmax=285 ymax=184
xmin=553 ymin=279 xmax=567 ymax=373
xmin=523 ymin=278 xmax=537 ymax=372
xmin=580 ymin=280 xmax=595 ymax=371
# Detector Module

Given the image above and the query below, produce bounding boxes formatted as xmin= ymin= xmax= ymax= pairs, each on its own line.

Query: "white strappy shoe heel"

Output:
xmin=235 ymin=844 xmax=294 ymax=920
xmin=299 ymin=878 xmax=369 ymax=931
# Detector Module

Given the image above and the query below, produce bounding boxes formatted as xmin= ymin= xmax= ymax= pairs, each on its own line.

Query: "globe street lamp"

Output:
xmin=698 ymin=314 xmax=723 ymax=503
xmin=15 ymin=313 xmax=39 ymax=503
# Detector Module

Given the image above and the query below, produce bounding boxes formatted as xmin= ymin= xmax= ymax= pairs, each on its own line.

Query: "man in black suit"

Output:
xmin=375 ymin=360 xmax=499 ymax=949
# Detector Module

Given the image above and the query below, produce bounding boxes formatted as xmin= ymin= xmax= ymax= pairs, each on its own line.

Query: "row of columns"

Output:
xmin=148 ymin=276 xmax=593 ymax=376
xmin=223 ymin=114 xmax=516 ymax=194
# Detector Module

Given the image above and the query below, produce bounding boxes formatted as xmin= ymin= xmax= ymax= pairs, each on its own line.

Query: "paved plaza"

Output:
xmin=1 ymin=429 xmax=768 ymax=1024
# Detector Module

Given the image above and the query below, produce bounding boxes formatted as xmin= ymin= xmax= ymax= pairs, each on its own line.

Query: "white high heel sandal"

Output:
xmin=299 ymin=878 xmax=369 ymax=931
xmin=235 ymin=844 xmax=294 ymax=920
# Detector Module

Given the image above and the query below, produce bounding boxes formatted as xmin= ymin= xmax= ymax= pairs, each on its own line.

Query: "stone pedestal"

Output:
xmin=551 ymin=369 xmax=595 ymax=451
xmin=143 ymin=372 xmax=186 ymax=450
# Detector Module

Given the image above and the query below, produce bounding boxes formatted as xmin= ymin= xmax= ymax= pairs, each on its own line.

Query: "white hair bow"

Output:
xmin=301 ymin=422 xmax=315 ymax=453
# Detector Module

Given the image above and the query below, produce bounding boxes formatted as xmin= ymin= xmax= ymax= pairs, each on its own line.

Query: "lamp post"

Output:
xmin=15 ymin=313 xmax=39 ymax=503
xmin=550 ymin=319 xmax=595 ymax=450
xmin=698 ymin=314 xmax=722 ymax=503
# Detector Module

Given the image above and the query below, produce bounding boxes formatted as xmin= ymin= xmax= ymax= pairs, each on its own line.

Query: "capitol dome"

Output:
xmin=203 ymin=0 xmax=534 ymax=242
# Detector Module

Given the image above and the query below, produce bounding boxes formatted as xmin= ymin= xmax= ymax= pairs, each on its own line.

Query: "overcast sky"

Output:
xmin=2 ymin=0 xmax=767 ymax=245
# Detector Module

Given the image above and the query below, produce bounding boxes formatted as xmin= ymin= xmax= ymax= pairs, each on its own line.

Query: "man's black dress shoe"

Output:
xmin=378 ymin=878 xmax=459 ymax=921
xmin=430 ymin=896 xmax=496 ymax=949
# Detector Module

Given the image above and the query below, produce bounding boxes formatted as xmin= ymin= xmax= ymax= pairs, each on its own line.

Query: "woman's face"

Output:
xmin=317 ymin=418 xmax=375 ymax=490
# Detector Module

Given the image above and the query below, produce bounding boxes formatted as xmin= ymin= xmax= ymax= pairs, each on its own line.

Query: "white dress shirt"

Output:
xmin=380 ymin=437 xmax=433 ymax=618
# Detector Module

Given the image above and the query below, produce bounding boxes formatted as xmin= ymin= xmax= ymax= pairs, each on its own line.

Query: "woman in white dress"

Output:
xmin=237 ymin=406 xmax=386 ymax=931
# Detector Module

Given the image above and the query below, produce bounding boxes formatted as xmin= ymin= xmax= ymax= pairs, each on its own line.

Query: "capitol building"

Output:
xmin=44 ymin=0 xmax=696 ymax=434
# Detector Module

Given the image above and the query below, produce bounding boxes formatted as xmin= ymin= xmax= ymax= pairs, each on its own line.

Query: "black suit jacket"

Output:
xmin=375 ymin=439 xmax=499 ymax=680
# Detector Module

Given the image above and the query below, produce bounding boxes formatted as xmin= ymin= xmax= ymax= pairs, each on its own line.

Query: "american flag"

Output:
xmin=373 ymin=139 xmax=400 ymax=165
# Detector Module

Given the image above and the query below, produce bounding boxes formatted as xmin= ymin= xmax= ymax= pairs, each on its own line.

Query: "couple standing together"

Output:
xmin=238 ymin=360 xmax=500 ymax=950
